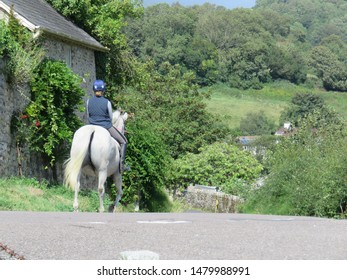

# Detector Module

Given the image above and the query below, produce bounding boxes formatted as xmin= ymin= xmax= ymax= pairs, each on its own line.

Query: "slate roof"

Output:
xmin=235 ymin=135 xmax=258 ymax=144
xmin=0 ymin=0 xmax=107 ymax=51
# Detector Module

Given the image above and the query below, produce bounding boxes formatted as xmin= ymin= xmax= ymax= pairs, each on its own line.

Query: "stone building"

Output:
xmin=0 ymin=0 xmax=107 ymax=179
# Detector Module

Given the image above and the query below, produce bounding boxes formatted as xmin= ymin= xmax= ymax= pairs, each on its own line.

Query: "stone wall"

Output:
xmin=184 ymin=185 xmax=243 ymax=213
xmin=44 ymin=36 xmax=97 ymax=120
xmin=0 ymin=59 xmax=28 ymax=177
xmin=0 ymin=36 xmax=97 ymax=185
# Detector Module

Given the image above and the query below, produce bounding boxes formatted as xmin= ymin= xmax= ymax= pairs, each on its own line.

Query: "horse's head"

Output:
xmin=112 ymin=109 xmax=128 ymax=134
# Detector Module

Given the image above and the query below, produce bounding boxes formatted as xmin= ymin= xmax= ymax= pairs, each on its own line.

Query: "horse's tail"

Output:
xmin=64 ymin=126 xmax=95 ymax=191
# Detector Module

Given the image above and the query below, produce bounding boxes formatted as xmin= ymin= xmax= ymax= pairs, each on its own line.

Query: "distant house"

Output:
xmin=0 ymin=0 xmax=107 ymax=178
xmin=275 ymin=122 xmax=292 ymax=136
xmin=236 ymin=135 xmax=259 ymax=154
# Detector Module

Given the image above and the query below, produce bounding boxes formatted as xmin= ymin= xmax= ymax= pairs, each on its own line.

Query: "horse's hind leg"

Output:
xmin=73 ymin=173 xmax=81 ymax=212
xmin=112 ymin=173 xmax=123 ymax=213
xmin=98 ymin=171 xmax=107 ymax=213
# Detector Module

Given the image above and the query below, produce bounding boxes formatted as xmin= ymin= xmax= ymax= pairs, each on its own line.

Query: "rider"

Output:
xmin=87 ymin=80 xmax=128 ymax=172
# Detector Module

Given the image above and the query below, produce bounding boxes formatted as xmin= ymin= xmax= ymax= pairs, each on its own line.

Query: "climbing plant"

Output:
xmin=0 ymin=13 xmax=44 ymax=89
xmin=12 ymin=59 xmax=85 ymax=170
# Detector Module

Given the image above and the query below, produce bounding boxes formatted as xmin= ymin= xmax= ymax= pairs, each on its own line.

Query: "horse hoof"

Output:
xmin=108 ymin=205 xmax=115 ymax=213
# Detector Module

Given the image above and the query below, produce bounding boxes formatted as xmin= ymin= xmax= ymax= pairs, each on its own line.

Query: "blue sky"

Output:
xmin=143 ymin=0 xmax=256 ymax=9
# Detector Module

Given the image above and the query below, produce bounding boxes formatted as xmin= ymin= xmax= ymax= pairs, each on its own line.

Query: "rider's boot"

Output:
xmin=120 ymin=143 xmax=130 ymax=173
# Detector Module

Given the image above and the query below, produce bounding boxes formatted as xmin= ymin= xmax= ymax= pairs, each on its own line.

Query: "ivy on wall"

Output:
xmin=29 ymin=59 xmax=85 ymax=165
xmin=11 ymin=59 xmax=85 ymax=170
xmin=0 ymin=11 xmax=44 ymax=89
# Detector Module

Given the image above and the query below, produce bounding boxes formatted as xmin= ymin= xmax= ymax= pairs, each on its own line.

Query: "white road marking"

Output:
xmin=119 ymin=250 xmax=160 ymax=260
xmin=137 ymin=220 xmax=191 ymax=224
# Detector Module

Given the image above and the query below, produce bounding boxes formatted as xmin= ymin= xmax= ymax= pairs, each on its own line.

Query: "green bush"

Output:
xmin=280 ymin=92 xmax=332 ymax=126
xmin=239 ymin=110 xmax=277 ymax=136
xmin=243 ymin=113 xmax=347 ymax=217
xmin=169 ymin=142 xmax=263 ymax=196
xmin=120 ymin=118 xmax=173 ymax=212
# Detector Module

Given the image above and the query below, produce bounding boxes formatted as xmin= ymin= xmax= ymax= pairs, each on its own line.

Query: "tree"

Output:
xmin=280 ymin=92 xmax=338 ymax=127
xmin=115 ymin=61 xmax=229 ymax=158
xmin=255 ymin=0 xmax=347 ymax=45
xmin=196 ymin=8 xmax=276 ymax=89
xmin=169 ymin=142 xmax=263 ymax=196
xmin=47 ymin=0 xmax=144 ymax=90
xmin=289 ymin=22 xmax=307 ymax=43
xmin=226 ymin=38 xmax=273 ymax=89
xmin=268 ymin=44 xmax=307 ymax=84
xmin=240 ymin=111 xmax=277 ymax=136
xmin=184 ymin=36 xmax=219 ymax=86
xmin=309 ymin=46 xmax=347 ymax=91
xmin=125 ymin=3 xmax=222 ymax=84
xmin=127 ymin=4 xmax=305 ymax=89
xmin=320 ymin=35 xmax=347 ymax=62
xmin=126 ymin=4 xmax=196 ymax=65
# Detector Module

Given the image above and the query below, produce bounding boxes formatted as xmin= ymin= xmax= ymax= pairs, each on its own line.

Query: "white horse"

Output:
xmin=64 ymin=110 xmax=128 ymax=212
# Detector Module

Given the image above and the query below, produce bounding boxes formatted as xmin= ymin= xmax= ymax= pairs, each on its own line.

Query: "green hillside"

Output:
xmin=205 ymin=83 xmax=347 ymax=130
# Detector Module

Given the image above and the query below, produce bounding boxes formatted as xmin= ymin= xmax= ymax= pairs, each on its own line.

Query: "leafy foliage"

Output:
xmin=123 ymin=1 xmax=347 ymax=91
xmin=12 ymin=59 xmax=85 ymax=168
xmin=0 ymin=15 xmax=44 ymax=88
xmin=243 ymin=112 xmax=347 ymax=217
xmin=268 ymin=44 xmax=307 ymax=84
xmin=256 ymin=0 xmax=347 ymax=43
xmin=309 ymin=46 xmax=347 ymax=91
xmin=256 ymin=0 xmax=347 ymax=91
xmin=280 ymin=92 xmax=340 ymax=127
xmin=239 ymin=111 xmax=277 ymax=136
xmin=47 ymin=0 xmax=143 ymax=90
xmin=120 ymin=118 xmax=172 ymax=212
xmin=169 ymin=142 xmax=263 ymax=196
xmin=126 ymin=5 xmax=282 ymax=89
xmin=115 ymin=62 xmax=230 ymax=158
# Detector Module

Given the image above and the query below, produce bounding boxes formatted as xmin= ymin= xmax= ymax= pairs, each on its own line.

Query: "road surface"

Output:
xmin=0 ymin=211 xmax=346 ymax=260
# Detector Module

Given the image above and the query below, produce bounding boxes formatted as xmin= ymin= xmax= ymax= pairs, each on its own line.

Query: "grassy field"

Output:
xmin=204 ymin=82 xmax=347 ymax=130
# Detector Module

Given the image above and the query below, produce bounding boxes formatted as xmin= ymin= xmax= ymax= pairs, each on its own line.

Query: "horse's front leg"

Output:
xmin=98 ymin=171 xmax=107 ymax=213
xmin=112 ymin=173 xmax=123 ymax=213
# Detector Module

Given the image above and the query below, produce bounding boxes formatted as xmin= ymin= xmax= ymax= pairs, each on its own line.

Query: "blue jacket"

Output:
xmin=87 ymin=96 xmax=113 ymax=129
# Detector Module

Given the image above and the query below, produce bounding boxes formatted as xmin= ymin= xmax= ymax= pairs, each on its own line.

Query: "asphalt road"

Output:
xmin=0 ymin=211 xmax=346 ymax=260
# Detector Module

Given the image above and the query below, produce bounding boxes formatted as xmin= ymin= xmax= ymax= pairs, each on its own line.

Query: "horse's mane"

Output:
xmin=112 ymin=110 xmax=121 ymax=124
xmin=113 ymin=110 xmax=128 ymax=133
